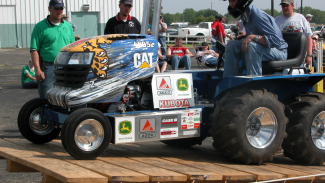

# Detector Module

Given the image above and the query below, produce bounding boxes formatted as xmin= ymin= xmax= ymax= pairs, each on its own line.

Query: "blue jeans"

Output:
xmin=172 ymin=55 xmax=191 ymax=70
xmin=38 ymin=62 xmax=55 ymax=99
xmin=22 ymin=81 xmax=38 ymax=89
xmin=206 ymin=57 xmax=218 ymax=65
xmin=211 ymin=36 xmax=225 ymax=54
xmin=223 ymin=40 xmax=287 ymax=77
xmin=159 ymin=37 xmax=166 ymax=57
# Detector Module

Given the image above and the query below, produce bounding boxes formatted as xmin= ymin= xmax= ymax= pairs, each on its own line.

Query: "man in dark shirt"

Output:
xmin=104 ymin=0 xmax=141 ymax=34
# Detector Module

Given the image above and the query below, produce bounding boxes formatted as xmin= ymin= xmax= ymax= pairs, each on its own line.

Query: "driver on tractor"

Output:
xmin=223 ymin=0 xmax=288 ymax=77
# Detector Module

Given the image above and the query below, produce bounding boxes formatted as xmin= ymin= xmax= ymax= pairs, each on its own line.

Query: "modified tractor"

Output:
xmin=18 ymin=1 xmax=325 ymax=165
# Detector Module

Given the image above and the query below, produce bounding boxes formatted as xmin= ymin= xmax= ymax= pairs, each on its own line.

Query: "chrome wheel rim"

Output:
xmin=311 ymin=111 xmax=325 ymax=150
xmin=29 ymin=107 xmax=54 ymax=135
xmin=74 ymin=119 xmax=104 ymax=151
xmin=246 ymin=107 xmax=278 ymax=149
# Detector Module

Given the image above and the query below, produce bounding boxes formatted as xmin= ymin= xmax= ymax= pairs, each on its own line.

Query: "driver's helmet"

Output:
xmin=228 ymin=0 xmax=254 ymax=18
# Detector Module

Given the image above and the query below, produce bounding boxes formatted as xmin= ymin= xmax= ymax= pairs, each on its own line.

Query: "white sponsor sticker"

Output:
xmin=183 ymin=130 xmax=198 ymax=136
xmin=160 ymin=127 xmax=178 ymax=139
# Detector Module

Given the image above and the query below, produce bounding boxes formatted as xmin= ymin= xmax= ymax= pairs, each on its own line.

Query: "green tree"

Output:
xmin=192 ymin=15 xmax=206 ymax=24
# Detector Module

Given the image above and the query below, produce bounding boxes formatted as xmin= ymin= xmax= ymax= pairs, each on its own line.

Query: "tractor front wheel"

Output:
xmin=61 ymin=108 xmax=112 ymax=160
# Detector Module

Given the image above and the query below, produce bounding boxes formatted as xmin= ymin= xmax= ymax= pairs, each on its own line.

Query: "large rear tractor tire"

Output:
xmin=18 ymin=98 xmax=61 ymax=144
xmin=209 ymin=88 xmax=287 ymax=165
xmin=282 ymin=92 xmax=325 ymax=165
xmin=61 ymin=108 xmax=112 ymax=160
xmin=160 ymin=136 xmax=207 ymax=148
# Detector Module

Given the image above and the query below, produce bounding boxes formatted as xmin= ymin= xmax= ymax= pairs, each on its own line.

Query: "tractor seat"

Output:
xmin=262 ymin=32 xmax=307 ymax=74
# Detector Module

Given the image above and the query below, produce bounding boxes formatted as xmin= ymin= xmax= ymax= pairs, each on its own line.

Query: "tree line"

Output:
xmin=156 ymin=6 xmax=325 ymax=26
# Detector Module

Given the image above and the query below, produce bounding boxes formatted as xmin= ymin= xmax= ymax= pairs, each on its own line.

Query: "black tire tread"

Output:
xmin=210 ymin=88 xmax=287 ymax=165
xmin=282 ymin=92 xmax=325 ymax=165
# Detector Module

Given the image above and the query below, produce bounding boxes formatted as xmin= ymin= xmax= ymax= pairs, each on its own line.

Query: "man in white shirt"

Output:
xmin=275 ymin=0 xmax=313 ymax=67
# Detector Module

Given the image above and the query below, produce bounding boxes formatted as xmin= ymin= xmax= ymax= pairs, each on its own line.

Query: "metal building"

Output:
xmin=0 ymin=0 xmax=144 ymax=48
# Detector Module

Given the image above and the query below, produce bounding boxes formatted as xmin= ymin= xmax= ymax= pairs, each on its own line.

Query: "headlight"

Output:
xmin=54 ymin=52 xmax=94 ymax=65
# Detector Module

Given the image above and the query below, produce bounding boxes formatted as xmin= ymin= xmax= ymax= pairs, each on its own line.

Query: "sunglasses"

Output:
xmin=54 ymin=7 xmax=64 ymax=11
xmin=124 ymin=4 xmax=132 ymax=8
xmin=281 ymin=4 xmax=291 ymax=8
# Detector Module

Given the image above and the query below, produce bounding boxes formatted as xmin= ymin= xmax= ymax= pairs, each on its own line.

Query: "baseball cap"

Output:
xmin=215 ymin=14 xmax=220 ymax=19
xmin=219 ymin=15 xmax=225 ymax=19
xmin=280 ymin=0 xmax=294 ymax=5
xmin=49 ymin=0 xmax=64 ymax=8
xmin=306 ymin=14 xmax=313 ymax=18
xmin=312 ymin=35 xmax=319 ymax=39
xmin=120 ymin=0 xmax=133 ymax=6
xmin=202 ymin=42 xmax=209 ymax=47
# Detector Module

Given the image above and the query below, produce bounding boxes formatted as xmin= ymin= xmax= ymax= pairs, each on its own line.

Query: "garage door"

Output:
xmin=71 ymin=12 xmax=99 ymax=39
xmin=0 ymin=5 xmax=17 ymax=48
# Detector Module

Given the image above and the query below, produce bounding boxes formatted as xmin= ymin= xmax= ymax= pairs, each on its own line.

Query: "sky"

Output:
xmin=161 ymin=0 xmax=325 ymax=16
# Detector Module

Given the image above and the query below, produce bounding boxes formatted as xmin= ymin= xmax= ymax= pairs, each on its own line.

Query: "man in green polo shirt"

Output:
xmin=30 ymin=0 xmax=74 ymax=98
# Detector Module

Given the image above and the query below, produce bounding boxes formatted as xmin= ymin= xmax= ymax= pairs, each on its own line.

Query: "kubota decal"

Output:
xmin=159 ymin=99 xmax=190 ymax=108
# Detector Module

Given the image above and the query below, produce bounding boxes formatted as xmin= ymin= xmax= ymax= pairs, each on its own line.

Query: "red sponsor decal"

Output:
xmin=142 ymin=120 xmax=154 ymax=131
xmin=159 ymin=99 xmax=190 ymax=108
xmin=181 ymin=125 xmax=187 ymax=130
xmin=161 ymin=131 xmax=177 ymax=135
xmin=194 ymin=123 xmax=200 ymax=129
xmin=188 ymin=113 xmax=194 ymax=116
xmin=159 ymin=78 xmax=170 ymax=89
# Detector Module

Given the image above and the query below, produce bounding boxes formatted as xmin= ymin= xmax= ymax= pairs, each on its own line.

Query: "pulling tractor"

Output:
xmin=18 ymin=0 xmax=325 ymax=165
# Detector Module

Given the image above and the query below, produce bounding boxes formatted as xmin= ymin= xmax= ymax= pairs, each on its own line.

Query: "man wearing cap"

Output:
xmin=305 ymin=14 xmax=313 ymax=24
xmin=196 ymin=42 xmax=219 ymax=65
xmin=275 ymin=0 xmax=313 ymax=67
xmin=158 ymin=15 xmax=167 ymax=56
xmin=30 ymin=0 xmax=75 ymax=98
xmin=104 ymin=0 xmax=141 ymax=34
xmin=21 ymin=58 xmax=38 ymax=89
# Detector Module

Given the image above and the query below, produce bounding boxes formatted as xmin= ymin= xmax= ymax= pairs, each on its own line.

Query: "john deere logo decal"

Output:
xmin=119 ymin=121 xmax=132 ymax=135
xmin=177 ymin=78 xmax=188 ymax=91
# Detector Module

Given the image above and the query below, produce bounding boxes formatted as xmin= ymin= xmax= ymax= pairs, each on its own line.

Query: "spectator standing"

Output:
xmin=211 ymin=15 xmax=220 ymax=52
xmin=21 ymin=58 xmax=38 ymax=89
xmin=158 ymin=15 xmax=167 ymax=56
xmin=62 ymin=14 xmax=77 ymax=33
xmin=104 ymin=0 xmax=141 ymax=34
xmin=30 ymin=0 xmax=75 ymax=98
xmin=305 ymin=14 xmax=313 ymax=25
xmin=166 ymin=37 xmax=193 ymax=70
xmin=196 ymin=42 xmax=219 ymax=65
xmin=275 ymin=0 xmax=313 ymax=67
xmin=219 ymin=15 xmax=234 ymax=42
xmin=62 ymin=14 xmax=80 ymax=40
xmin=223 ymin=0 xmax=288 ymax=77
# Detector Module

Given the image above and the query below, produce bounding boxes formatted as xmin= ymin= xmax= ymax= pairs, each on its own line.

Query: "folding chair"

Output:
xmin=193 ymin=44 xmax=218 ymax=69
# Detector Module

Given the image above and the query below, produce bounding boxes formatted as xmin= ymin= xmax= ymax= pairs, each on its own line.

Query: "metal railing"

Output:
xmin=166 ymin=34 xmax=234 ymax=44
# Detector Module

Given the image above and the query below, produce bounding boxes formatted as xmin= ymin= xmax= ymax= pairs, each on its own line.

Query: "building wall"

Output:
xmin=0 ymin=0 xmax=144 ymax=48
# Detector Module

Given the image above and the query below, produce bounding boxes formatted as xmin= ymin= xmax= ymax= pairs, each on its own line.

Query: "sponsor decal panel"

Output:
xmin=116 ymin=117 xmax=135 ymax=143
xmin=156 ymin=77 xmax=173 ymax=96
xmin=119 ymin=121 xmax=132 ymax=135
xmin=134 ymin=52 xmax=154 ymax=68
xmin=183 ymin=130 xmax=198 ymax=136
xmin=139 ymin=133 xmax=156 ymax=138
xmin=160 ymin=127 xmax=178 ymax=139
xmin=177 ymin=78 xmax=189 ymax=91
xmin=161 ymin=115 xmax=178 ymax=126
xmin=194 ymin=123 xmax=200 ymax=129
xmin=159 ymin=99 xmax=190 ymax=109
xmin=140 ymin=118 xmax=155 ymax=132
